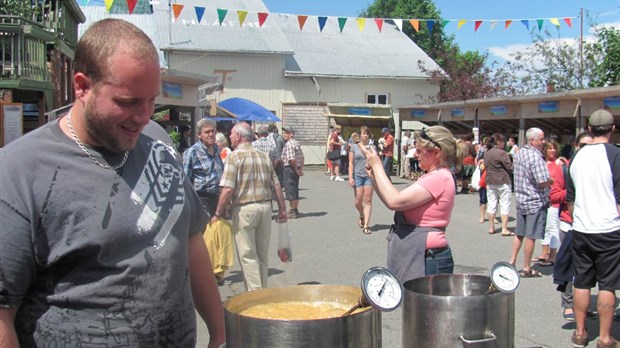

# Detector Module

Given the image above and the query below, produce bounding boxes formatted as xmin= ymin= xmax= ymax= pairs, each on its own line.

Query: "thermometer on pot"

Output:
xmin=489 ymin=261 xmax=520 ymax=293
xmin=342 ymin=266 xmax=403 ymax=316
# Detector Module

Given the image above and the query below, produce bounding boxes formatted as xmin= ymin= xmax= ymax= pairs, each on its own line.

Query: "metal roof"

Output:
xmin=152 ymin=0 xmax=294 ymax=55
xmin=280 ymin=18 xmax=440 ymax=79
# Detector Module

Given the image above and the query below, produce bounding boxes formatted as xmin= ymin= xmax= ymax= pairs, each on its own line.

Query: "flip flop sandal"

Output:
xmin=539 ymin=260 xmax=555 ymax=267
xmin=358 ymin=217 xmax=365 ymax=228
xmin=519 ymin=269 xmax=543 ymax=278
xmin=501 ymin=232 xmax=515 ymax=236
xmin=531 ymin=257 xmax=547 ymax=262
xmin=363 ymin=227 xmax=371 ymax=235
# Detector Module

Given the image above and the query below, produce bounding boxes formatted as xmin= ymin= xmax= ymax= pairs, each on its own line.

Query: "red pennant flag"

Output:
xmin=258 ymin=12 xmax=269 ymax=27
xmin=375 ymin=18 xmax=384 ymax=33
xmin=297 ymin=15 xmax=308 ymax=31
xmin=474 ymin=20 xmax=482 ymax=32
xmin=172 ymin=4 xmax=184 ymax=20
xmin=126 ymin=0 xmax=137 ymax=14
xmin=564 ymin=18 xmax=572 ymax=28
xmin=504 ymin=20 xmax=512 ymax=29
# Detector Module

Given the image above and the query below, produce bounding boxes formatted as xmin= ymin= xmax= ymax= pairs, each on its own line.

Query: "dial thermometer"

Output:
xmin=361 ymin=266 xmax=403 ymax=311
xmin=489 ymin=261 xmax=520 ymax=293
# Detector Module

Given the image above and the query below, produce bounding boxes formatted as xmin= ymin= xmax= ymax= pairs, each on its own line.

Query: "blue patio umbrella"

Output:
xmin=217 ymin=98 xmax=281 ymax=122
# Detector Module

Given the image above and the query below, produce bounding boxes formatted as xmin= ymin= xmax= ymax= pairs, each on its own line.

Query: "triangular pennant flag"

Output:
xmin=237 ymin=10 xmax=248 ymax=27
xmin=474 ymin=20 xmax=482 ymax=32
xmin=489 ymin=20 xmax=497 ymax=31
xmin=375 ymin=18 xmax=384 ymax=32
xmin=104 ymin=0 xmax=113 ymax=12
xmin=356 ymin=18 xmax=366 ymax=32
xmin=338 ymin=17 xmax=347 ymax=33
xmin=278 ymin=14 xmax=290 ymax=24
xmin=217 ymin=9 xmax=228 ymax=25
xmin=426 ymin=20 xmax=435 ymax=32
xmin=441 ymin=20 xmax=450 ymax=28
xmin=297 ymin=15 xmax=308 ymax=31
xmin=172 ymin=4 xmax=184 ymax=20
xmin=521 ymin=19 xmax=530 ymax=31
xmin=394 ymin=19 xmax=403 ymax=31
xmin=564 ymin=17 xmax=572 ymax=28
xmin=126 ymin=0 xmax=137 ymax=14
xmin=409 ymin=19 xmax=419 ymax=32
xmin=550 ymin=18 xmax=560 ymax=27
xmin=536 ymin=19 xmax=544 ymax=31
xmin=81 ymin=0 xmax=89 ymax=5
xmin=318 ymin=16 xmax=328 ymax=32
xmin=258 ymin=12 xmax=269 ymax=27
xmin=457 ymin=19 xmax=466 ymax=30
xmin=194 ymin=6 xmax=205 ymax=23
xmin=504 ymin=20 xmax=512 ymax=29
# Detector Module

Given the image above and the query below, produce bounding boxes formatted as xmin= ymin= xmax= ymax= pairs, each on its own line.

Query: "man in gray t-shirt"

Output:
xmin=0 ymin=19 xmax=225 ymax=347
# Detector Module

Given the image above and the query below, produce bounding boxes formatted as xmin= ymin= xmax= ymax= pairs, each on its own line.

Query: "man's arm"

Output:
xmin=210 ymin=187 xmax=233 ymax=224
xmin=273 ymin=183 xmax=288 ymax=223
xmin=188 ymin=234 xmax=226 ymax=348
xmin=0 ymin=307 xmax=19 ymax=347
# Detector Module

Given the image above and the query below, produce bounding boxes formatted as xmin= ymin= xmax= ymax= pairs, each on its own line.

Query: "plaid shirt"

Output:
xmin=252 ymin=137 xmax=277 ymax=163
xmin=281 ymin=138 xmax=304 ymax=169
xmin=513 ymin=144 xmax=550 ymax=215
xmin=219 ymin=143 xmax=278 ymax=206
xmin=182 ymin=141 xmax=223 ymax=194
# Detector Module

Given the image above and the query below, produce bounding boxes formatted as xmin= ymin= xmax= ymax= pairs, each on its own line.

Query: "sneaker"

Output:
xmin=597 ymin=338 xmax=620 ymax=348
xmin=329 ymin=175 xmax=335 ymax=181
xmin=287 ymin=210 xmax=299 ymax=219
xmin=572 ymin=330 xmax=588 ymax=348
xmin=335 ymin=176 xmax=344 ymax=182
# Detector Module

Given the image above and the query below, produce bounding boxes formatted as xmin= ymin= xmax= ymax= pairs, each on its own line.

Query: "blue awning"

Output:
xmin=217 ymin=98 xmax=281 ymax=122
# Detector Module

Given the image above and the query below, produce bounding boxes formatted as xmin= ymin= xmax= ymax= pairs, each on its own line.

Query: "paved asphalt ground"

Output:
xmin=196 ymin=167 xmax=620 ymax=348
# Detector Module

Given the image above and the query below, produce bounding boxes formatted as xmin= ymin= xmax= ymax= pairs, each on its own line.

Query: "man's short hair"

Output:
xmin=257 ymin=125 xmax=269 ymax=137
xmin=526 ymin=127 xmax=543 ymax=142
xmin=75 ymin=18 xmax=159 ymax=84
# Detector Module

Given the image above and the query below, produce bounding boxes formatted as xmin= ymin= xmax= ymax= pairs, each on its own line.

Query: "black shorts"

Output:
xmin=572 ymin=229 xmax=620 ymax=291
xmin=283 ymin=166 xmax=300 ymax=201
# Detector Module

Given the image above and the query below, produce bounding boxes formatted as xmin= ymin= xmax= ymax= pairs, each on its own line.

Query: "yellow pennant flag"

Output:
xmin=237 ymin=10 xmax=248 ymax=27
xmin=549 ymin=18 xmax=560 ymax=27
xmin=356 ymin=18 xmax=366 ymax=32
xmin=104 ymin=0 xmax=113 ymax=12
xmin=457 ymin=19 xmax=467 ymax=30
xmin=409 ymin=19 xmax=419 ymax=32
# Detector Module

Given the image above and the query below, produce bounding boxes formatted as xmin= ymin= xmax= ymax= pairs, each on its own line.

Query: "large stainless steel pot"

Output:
xmin=224 ymin=284 xmax=382 ymax=348
xmin=402 ymin=274 xmax=515 ymax=347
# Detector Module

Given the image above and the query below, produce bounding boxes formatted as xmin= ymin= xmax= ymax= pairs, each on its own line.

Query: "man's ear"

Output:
xmin=73 ymin=72 xmax=92 ymax=101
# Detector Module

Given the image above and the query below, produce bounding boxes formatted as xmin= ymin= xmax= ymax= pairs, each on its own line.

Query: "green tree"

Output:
xmin=587 ymin=26 xmax=620 ymax=87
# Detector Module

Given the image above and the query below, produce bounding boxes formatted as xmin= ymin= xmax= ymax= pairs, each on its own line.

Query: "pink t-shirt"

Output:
xmin=402 ymin=168 xmax=455 ymax=249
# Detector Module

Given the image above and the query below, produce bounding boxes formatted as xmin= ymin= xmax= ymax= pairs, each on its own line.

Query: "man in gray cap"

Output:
xmin=566 ymin=109 xmax=620 ymax=348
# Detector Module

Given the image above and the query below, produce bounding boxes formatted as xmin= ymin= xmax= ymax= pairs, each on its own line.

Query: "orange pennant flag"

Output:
xmin=474 ymin=20 xmax=482 ymax=32
xmin=564 ymin=18 xmax=572 ymax=28
xmin=258 ymin=12 xmax=269 ymax=27
xmin=457 ymin=19 xmax=467 ymax=30
xmin=409 ymin=19 xmax=419 ymax=32
xmin=297 ymin=15 xmax=308 ymax=31
xmin=126 ymin=0 xmax=137 ymax=14
xmin=172 ymin=4 xmax=184 ymax=20
xmin=237 ymin=10 xmax=248 ymax=27
xmin=504 ymin=20 xmax=512 ymax=29
xmin=375 ymin=18 xmax=384 ymax=32
xmin=356 ymin=18 xmax=366 ymax=32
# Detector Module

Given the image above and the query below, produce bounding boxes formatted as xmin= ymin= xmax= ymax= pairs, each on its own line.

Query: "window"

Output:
xmin=367 ymin=94 xmax=388 ymax=105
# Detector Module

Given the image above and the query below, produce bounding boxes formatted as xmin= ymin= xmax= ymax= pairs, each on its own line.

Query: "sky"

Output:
xmin=261 ymin=0 xmax=619 ymax=63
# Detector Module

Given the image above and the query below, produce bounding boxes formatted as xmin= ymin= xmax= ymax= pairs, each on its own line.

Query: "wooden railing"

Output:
xmin=0 ymin=16 xmax=51 ymax=83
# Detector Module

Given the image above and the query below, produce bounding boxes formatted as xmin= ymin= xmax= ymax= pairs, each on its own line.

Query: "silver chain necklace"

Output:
xmin=66 ymin=113 xmax=129 ymax=170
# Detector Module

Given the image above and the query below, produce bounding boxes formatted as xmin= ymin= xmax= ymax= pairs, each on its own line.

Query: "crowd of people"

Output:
xmin=2 ymin=17 xmax=619 ymax=348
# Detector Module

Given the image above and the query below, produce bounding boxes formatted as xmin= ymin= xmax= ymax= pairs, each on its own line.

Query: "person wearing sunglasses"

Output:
xmin=360 ymin=126 xmax=467 ymax=283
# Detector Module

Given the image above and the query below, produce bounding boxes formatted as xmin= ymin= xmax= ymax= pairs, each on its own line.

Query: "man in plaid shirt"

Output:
xmin=252 ymin=125 xmax=277 ymax=164
xmin=509 ymin=127 xmax=553 ymax=278
xmin=281 ymin=126 xmax=305 ymax=219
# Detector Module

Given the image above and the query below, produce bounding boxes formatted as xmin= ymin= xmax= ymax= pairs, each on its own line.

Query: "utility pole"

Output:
xmin=579 ymin=7 xmax=584 ymax=88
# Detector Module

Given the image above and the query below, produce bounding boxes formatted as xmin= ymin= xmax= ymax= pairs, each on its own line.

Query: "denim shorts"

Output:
xmin=425 ymin=246 xmax=454 ymax=276
xmin=354 ymin=175 xmax=372 ymax=188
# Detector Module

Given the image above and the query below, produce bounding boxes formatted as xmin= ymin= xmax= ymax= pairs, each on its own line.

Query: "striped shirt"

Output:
xmin=252 ymin=137 xmax=277 ymax=163
xmin=220 ymin=143 xmax=279 ymax=206
xmin=182 ymin=141 xmax=223 ymax=194
xmin=514 ymin=144 xmax=550 ymax=215
xmin=281 ymin=138 xmax=304 ymax=169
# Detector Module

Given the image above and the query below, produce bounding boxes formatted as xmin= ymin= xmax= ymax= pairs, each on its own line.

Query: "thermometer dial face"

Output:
xmin=490 ymin=261 xmax=520 ymax=293
xmin=361 ymin=267 xmax=403 ymax=311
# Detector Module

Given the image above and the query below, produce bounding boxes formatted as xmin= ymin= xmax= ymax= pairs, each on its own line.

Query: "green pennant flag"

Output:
xmin=338 ymin=17 xmax=347 ymax=33
xmin=217 ymin=8 xmax=228 ymax=26
xmin=441 ymin=20 xmax=450 ymax=29
xmin=537 ymin=19 xmax=544 ymax=31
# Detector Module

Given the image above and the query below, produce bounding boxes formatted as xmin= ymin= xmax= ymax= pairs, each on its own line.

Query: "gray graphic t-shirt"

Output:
xmin=0 ymin=120 xmax=208 ymax=346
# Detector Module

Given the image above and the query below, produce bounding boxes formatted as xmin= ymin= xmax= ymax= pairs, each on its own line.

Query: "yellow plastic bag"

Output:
xmin=203 ymin=219 xmax=234 ymax=280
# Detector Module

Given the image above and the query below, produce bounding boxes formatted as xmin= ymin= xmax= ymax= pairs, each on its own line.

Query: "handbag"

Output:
xmin=327 ymin=150 xmax=340 ymax=160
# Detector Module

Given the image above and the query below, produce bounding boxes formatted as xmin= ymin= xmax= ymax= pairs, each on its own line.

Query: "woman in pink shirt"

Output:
xmin=362 ymin=126 xmax=467 ymax=284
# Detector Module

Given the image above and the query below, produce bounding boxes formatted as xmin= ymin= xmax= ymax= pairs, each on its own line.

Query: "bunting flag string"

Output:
xmin=116 ymin=2 xmax=577 ymax=35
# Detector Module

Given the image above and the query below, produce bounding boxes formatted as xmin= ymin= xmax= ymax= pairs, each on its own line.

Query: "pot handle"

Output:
xmin=458 ymin=331 xmax=497 ymax=345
